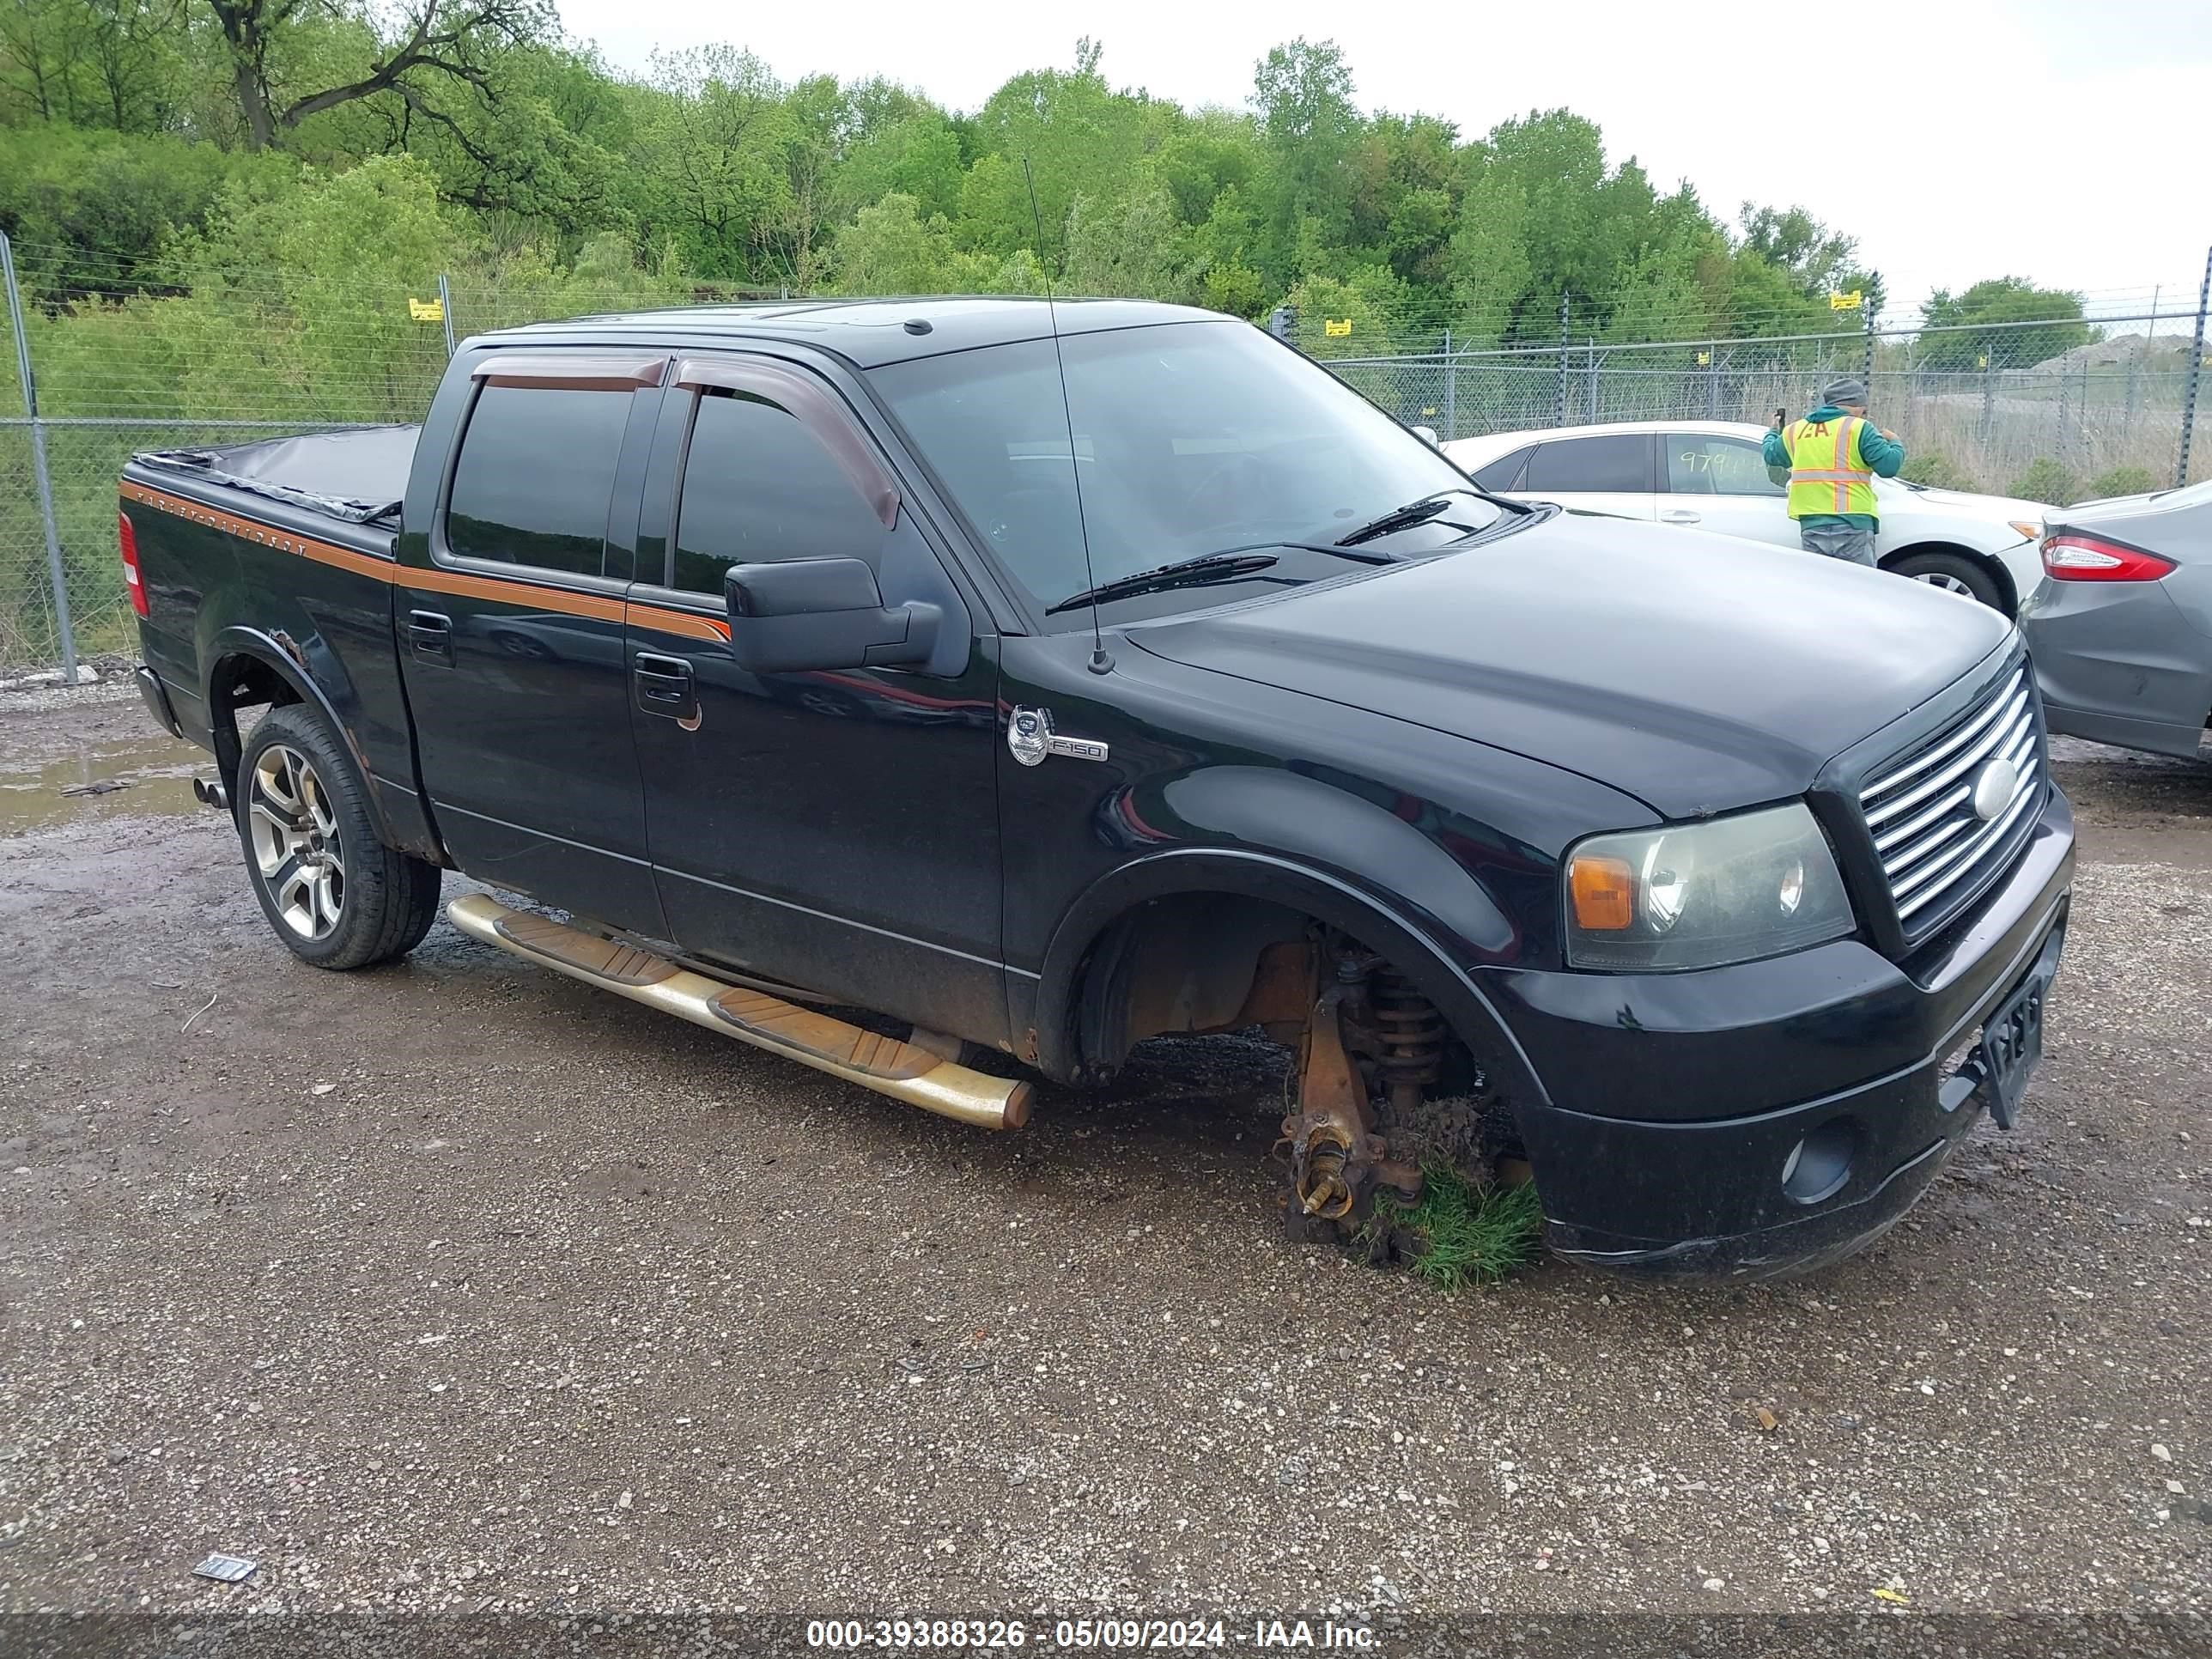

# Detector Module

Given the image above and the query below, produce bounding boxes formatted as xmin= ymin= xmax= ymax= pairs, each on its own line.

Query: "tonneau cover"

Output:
xmin=132 ymin=425 xmax=419 ymax=526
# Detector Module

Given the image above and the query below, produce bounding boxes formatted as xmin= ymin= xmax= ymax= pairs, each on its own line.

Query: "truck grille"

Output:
xmin=1859 ymin=659 xmax=2043 ymax=943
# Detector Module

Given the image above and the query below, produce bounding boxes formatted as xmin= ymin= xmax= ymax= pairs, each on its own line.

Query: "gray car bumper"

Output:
xmin=2023 ymin=580 xmax=2211 ymax=760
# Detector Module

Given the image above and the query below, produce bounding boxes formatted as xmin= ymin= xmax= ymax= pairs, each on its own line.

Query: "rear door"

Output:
xmin=1660 ymin=431 xmax=1796 ymax=547
xmin=622 ymin=354 xmax=1006 ymax=1043
xmin=396 ymin=350 xmax=668 ymax=935
xmin=1517 ymin=432 xmax=1657 ymax=522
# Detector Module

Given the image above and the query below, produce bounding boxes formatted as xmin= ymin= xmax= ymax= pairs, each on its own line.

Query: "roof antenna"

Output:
xmin=1023 ymin=155 xmax=1112 ymax=676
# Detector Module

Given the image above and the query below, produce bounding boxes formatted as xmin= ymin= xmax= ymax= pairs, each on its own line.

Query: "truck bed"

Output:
xmin=121 ymin=421 xmax=436 ymax=859
xmin=127 ymin=424 xmax=418 ymax=531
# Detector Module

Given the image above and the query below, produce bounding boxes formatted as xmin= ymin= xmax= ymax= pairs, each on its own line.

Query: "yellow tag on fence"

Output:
xmin=1322 ymin=318 xmax=1352 ymax=337
xmin=409 ymin=297 xmax=445 ymax=322
xmin=1829 ymin=290 xmax=1863 ymax=311
xmin=1695 ymin=350 xmax=1711 ymax=365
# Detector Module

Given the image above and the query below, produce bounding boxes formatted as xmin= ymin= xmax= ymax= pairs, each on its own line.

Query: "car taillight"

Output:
xmin=2041 ymin=532 xmax=2176 ymax=582
xmin=118 ymin=510 xmax=149 ymax=617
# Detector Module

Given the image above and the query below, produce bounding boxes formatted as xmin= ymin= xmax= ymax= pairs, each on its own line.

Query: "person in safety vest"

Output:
xmin=1760 ymin=377 xmax=1905 ymax=566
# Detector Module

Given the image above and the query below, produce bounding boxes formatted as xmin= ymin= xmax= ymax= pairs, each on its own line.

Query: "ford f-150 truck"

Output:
xmin=120 ymin=297 xmax=2075 ymax=1276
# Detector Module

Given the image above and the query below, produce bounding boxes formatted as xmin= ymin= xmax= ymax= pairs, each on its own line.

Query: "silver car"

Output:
xmin=2021 ymin=477 xmax=2212 ymax=759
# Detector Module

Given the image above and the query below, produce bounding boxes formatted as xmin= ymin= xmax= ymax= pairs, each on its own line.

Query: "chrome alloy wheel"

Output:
xmin=1911 ymin=570 xmax=1975 ymax=596
xmin=248 ymin=744 xmax=344 ymax=939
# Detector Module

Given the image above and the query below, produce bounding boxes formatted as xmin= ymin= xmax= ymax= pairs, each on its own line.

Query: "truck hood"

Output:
xmin=1126 ymin=516 xmax=2012 ymax=819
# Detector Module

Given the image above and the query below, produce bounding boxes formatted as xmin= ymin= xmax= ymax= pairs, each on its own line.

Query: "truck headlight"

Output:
xmin=1564 ymin=803 xmax=1854 ymax=970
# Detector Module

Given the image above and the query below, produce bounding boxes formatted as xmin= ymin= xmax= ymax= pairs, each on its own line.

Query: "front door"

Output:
xmin=623 ymin=355 xmax=1006 ymax=1046
xmin=397 ymin=350 xmax=668 ymax=934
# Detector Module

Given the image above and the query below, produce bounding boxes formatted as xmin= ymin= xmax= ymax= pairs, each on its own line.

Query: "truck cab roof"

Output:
xmin=479 ymin=295 xmax=1224 ymax=369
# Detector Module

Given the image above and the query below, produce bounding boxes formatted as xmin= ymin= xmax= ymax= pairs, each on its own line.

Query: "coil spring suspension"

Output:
xmin=1370 ymin=970 xmax=1444 ymax=1115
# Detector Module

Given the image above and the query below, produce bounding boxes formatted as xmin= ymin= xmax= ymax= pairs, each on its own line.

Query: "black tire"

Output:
xmin=234 ymin=703 xmax=442 ymax=970
xmin=1888 ymin=549 xmax=2004 ymax=611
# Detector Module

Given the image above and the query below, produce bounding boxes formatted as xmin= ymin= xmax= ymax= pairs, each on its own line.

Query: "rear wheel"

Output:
xmin=1889 ymin=549 xmax=2004 ymax=611
xmin=236 ymin=704 xmax=441 ymax=969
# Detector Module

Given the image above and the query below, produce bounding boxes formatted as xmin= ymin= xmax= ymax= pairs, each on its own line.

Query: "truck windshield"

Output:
xmin=869 ymin=319 xmax=1500 ymax=623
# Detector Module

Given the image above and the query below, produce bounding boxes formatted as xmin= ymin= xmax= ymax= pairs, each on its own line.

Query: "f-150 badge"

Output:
xmin=1007 ymin=706 xmax=1109 ymax=767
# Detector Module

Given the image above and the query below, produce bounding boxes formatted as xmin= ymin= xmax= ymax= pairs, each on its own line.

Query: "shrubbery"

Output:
xmin=2008 ymin=458 xmax=2076 ymax=506
xmin=1899 ymin=452 xmax=1980 ymax=492
xmin=2081 ymin=465 xmax=2161 ymax=501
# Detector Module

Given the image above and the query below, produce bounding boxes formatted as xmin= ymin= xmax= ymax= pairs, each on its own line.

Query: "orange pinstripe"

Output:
xmin=120 ymin=480 xmax=730 ymax=641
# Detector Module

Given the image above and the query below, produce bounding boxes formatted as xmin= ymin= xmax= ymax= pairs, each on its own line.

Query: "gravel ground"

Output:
xmin=1 ymin=685 xmax=2207 ymax=1625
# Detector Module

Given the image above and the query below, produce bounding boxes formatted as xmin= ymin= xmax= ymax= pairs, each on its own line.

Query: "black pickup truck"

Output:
xmin=121 ymin=297 xmax=2074 ymax=1276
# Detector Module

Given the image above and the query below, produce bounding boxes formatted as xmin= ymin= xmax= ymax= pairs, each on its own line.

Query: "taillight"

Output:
xmin=118 ymin=510 xmax=149 ymax=617
xmin=2042 ymin=532 xmax=2176 ymax=583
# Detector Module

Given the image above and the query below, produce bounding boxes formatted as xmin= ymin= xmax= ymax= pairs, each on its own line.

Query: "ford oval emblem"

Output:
xmin=1971 ymin=757 xmax=2018 ymax=822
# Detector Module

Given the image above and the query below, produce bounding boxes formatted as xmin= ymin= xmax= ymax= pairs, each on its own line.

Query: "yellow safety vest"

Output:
xmin=1784 ymin=416 xmax=1877 ymax=520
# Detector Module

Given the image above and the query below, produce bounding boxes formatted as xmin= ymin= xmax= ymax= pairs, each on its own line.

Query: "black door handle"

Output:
xmin=634 ymin=652 xmax=697 ymax=720
xmin=407 ymin=610 xmax=453 ymax=665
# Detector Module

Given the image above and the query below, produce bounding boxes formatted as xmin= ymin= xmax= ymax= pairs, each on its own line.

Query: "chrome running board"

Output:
xmin=446 ymin=893 xmax=1031 ymax=1131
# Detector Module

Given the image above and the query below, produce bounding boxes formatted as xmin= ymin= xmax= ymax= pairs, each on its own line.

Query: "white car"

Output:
xmin=1441 ymin=419 xmax=2048 ymax=613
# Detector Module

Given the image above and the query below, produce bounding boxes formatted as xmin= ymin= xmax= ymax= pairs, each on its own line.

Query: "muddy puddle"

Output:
xmin=0 ymin=730 xmax=211 ymax=832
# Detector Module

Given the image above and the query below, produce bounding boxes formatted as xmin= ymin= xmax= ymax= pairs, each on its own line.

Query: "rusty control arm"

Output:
xmin=1279 ymin=954 xmax=1425 ymax=1219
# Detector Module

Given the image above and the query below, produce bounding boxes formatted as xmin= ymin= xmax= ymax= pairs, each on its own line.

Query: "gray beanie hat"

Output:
xmin=1820 ymin=377 xmax=1869 ymax=407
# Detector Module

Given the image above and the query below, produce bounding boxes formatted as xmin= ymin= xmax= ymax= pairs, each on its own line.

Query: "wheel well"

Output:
xmin=1074 ymin=892 xmax=1313 ymax=1076
xmin=1064 ymin=890 xmax=1521 ymax=1185
xmin=1881 ymin=540 xmax=2014 ymax=611
xmin=207 ymin=651 xmax=304 ymax=784
xmin=1066 ymin=890 xmax=1491 ymax=1086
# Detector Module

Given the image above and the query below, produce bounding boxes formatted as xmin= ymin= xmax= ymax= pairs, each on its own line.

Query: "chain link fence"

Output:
xmin=3 ymin=229 xmax=2209 ymax=674
xmin=1321 ymin=312 xmax=2210 ymax=501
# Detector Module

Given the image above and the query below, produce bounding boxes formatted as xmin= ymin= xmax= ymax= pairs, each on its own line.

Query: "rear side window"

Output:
xmin=1468 ymin=446 xmax=1532 ymax=491
xmin=1523 ymin=434 xmax=1654 ymax=495
xmin=447 ymin=383 xmax=630 ymax=576
xmin=671 ymin=388 xmax=890 ymax=595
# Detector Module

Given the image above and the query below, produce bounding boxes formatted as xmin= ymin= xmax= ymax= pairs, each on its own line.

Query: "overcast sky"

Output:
xmin=559 ymin=0 xmax=2209 ymax=324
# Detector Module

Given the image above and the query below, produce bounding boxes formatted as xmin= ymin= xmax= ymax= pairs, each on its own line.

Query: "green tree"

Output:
xmin=0 ymin=123 xmax=288 ymax=295
xmin=837 ymin=106 xmax=963 ymax=224
xmin=1061 ymin=185 xmax=1190 ymax=301
xmin=1250 ymin=36 xmax=1358 ymax=279
xmin=1920 ymin=277 xmax=2091 ymax=370
xmin=958 ymin=43 xmax=1149 ymax=264
xmin=1285 ymin=265 xmax=1406 ymax=359
xmin=198 ymin=0 xmax=552 ymax=151
xmin=630 ymin=45 xmax=793 ymax=284
xmin=1737 ymin=204 xmax=1856 ymax=300
xmin=832 ymin=191 xmax=963 ymax=295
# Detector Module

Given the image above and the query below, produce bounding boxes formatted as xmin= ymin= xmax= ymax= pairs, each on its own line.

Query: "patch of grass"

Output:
xmin=1363 ymin=1163 xmax=1544 ymax=1290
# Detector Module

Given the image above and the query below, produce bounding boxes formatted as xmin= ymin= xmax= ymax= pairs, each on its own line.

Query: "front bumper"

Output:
xmin=1486 ymin=787 xmax=2075 ymax=1277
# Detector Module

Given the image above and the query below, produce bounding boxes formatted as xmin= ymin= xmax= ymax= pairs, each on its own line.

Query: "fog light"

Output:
xmin=1781 ymin=1118 xmax=1857 ymax=1206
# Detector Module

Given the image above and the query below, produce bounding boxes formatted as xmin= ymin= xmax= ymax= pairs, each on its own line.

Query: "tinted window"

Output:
xmin=447 ymin=383 xmax=629 ymax=575
xmin=870 ymin=322 xmax=1499 ymax=622
xmin=1666 ymin=434 xmax=1784 ymax=498
xmin=1523 ymin=434 xmax=1652 ymax=495
xmin=672 ymin=389 xmax=889 ymax=594
xmin=1468 ymin=446 xmax=1532 ymax=491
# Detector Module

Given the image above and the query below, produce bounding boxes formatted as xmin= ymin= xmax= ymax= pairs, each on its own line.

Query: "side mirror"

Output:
xmin=723 ymin=557 xmax=941 ymax=674
xmin=1410 ymin=424 xmax=1440 ymax=447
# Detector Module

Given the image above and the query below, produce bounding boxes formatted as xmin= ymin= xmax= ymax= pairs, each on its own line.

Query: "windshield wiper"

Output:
xmin=1046 ymin=552 xmax=1283 ymax=615
xmin=1043 ymin=539 xmax=1405 ymax=616
xmin=1334 ymin=487 xmax=1492 ymax=547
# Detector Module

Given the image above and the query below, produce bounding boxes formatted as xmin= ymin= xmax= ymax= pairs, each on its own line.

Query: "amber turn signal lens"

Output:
xmin=1570 ymin=854 xmax=1635 ymax=931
